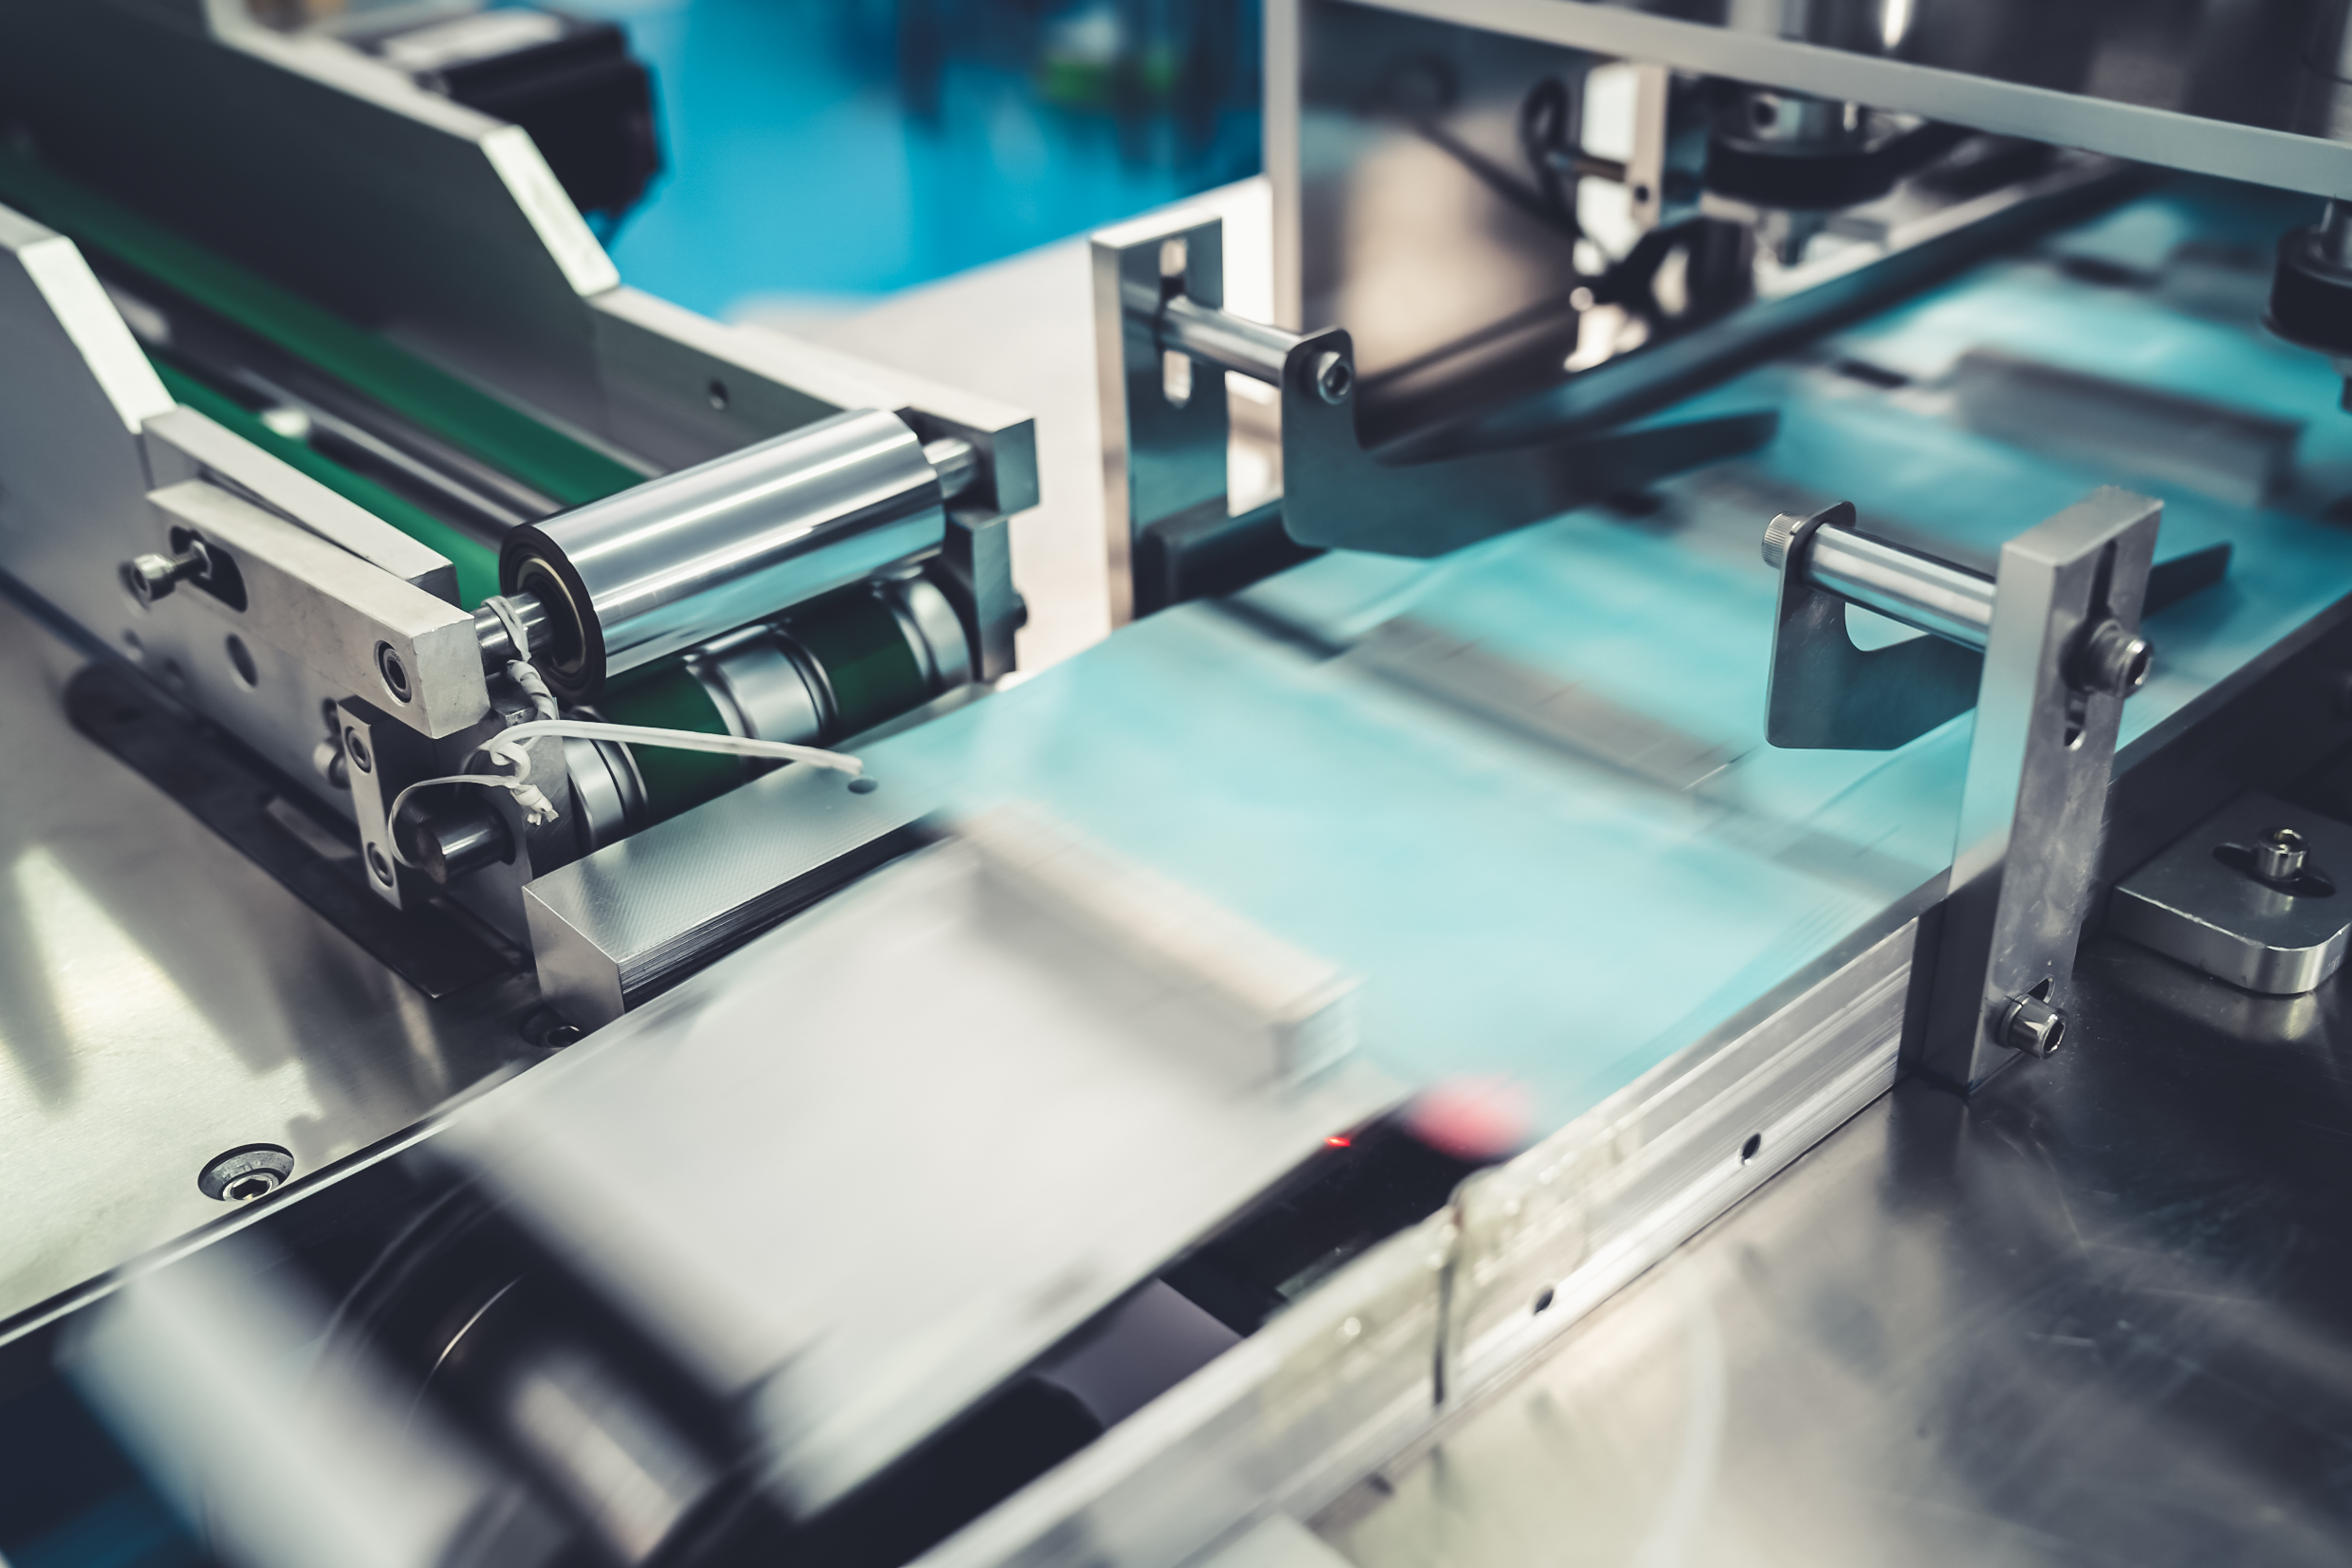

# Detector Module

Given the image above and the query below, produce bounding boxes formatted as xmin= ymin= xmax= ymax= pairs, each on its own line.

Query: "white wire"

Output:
xmin=383 ymin=716 xmax=864 ymax=870
xmin=491 ymin=719 xmax=864 ymax=775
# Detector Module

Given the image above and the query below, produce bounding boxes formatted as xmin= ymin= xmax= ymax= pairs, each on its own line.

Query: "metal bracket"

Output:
xmin=1765 ymin=488 xmax=2162 ymax=1090
xmin=2109 ymin=791 xmax=2352 ymax=996
xmin=147 ymin=479 xmax=491 ymax=738
xmin=1764 ymin=501 xmax=1990 ymax=751
xmin=1091 ymin=210 xmax=1777 ymax=622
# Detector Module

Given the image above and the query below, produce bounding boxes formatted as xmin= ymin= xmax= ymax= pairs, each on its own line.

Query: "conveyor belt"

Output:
xmin=0 ymin=149 xmax=642 ymax=508
xmin=862 ymin=176 xmax=2352 ymax=1136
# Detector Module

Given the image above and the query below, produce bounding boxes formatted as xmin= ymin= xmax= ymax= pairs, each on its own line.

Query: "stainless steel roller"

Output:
xmin=500 ymin=408 xmax=948 ymax=701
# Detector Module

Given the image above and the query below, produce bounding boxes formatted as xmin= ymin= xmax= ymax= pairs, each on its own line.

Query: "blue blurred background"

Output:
xmin=570 ymin=0 xmax=1262 ymax=319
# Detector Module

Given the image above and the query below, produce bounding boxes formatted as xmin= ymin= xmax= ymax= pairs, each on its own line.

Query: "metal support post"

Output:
xmin=1762 ymin=489 xmax=2161 ymax=1091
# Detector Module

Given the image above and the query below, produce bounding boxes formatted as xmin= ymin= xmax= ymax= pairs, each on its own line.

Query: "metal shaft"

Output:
xmin=1769 ymin=517 xmax=1995 ymax=649
xmin=472 ymin=590 xmax=553 ymax=665
xmin=1157 ymin=295 xmax=1301 ymax=386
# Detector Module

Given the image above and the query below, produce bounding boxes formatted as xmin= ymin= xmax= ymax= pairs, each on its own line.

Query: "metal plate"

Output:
xmin=444 ymin=819 xmax=1394 ymax=1517
xmin=1314 ymin=933 xmax=2352 ymax=1568
xmin=0 ymin=595 xmax=542 ymax=1336
xmin=64 ymin=660 xmax=514 ymax=999
xmin=2110 ymin=791 xmax=2352 ymax=994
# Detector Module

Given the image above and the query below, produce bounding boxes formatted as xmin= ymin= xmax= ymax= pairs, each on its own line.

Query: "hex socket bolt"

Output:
xmin=2070 ymin=617 xmax=2152 ymax=697
xmin=2249 ymin=827 xmax=2309 ymax=884
xmin=121 ymin=544 xmax=209 ymax=605
xmin=2000 ymin=994 xmax=2065 ymax=1057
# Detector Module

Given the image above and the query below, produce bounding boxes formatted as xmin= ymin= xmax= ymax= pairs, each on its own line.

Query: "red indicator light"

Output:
xmin=1325 ymin=1134 xmax=1352 ymax=1149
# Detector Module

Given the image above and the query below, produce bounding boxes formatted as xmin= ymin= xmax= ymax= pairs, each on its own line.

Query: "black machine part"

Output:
xmin=354 ymin=6 xmax=662 ymax=222
xmin=2268 ymin=199 xmax=2352 ymax=408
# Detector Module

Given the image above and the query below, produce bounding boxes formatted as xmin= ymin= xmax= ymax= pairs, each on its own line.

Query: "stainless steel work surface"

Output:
xmin=1312 ymin=933 xmax=2352 ymax=1567
xmin=0 ymin=595 xmax=541 ymax=1333
xmin=445 ymin=813 xmax=1393 ymax=1517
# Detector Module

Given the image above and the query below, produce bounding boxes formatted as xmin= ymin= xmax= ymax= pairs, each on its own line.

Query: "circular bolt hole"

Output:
xmin=1632 ymin=183 xmax=1652 ymax=205
xmin=1532 ymin=1286 xmax=1556 ymax=1315
xmin=375 ymin=641 xmax=411 ymax=703
xmin=345 ymin=728 xmax=373 ymax=772
xmin=848 ymin=775 xmax=880 ymax=794
xmin=1313 ymin=350 xmax=1353 ymax=405
xmin=198 ymin=1143 xmax=293 ymax=1202
xmin=707 ymin=378 xmax=731 ymax=411
xmin=366 ymin=843 xmax=395 ymax=885
xmin=1751 ymin=95 xmax=1778 ymax=129
xmin=1740 ymin=1132 xmax=1763 ymax=1164
xmin=225 ymin=632 xmax=258 ymax=687
xmin=122 ymin=629 xmax=143 ymax=657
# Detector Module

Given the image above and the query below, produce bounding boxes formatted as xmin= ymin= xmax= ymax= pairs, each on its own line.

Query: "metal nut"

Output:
xmin=1313 ymin=350 xmax=1353 ymax=405
xmin=2000 ymin=993 xmax=2065 ymax=1057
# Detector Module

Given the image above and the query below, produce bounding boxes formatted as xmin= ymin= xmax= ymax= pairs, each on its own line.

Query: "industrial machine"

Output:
xmin=6 ymin=2 xmax=2352 ymax=1566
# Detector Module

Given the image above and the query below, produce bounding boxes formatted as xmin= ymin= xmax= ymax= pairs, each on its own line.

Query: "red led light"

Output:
xmin=1325 ymin=1134 xmax=1352 ymax=1148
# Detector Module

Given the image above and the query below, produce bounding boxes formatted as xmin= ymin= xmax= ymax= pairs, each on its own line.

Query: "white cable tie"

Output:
xmin=483 ymin=594 xmax=559 ymax=721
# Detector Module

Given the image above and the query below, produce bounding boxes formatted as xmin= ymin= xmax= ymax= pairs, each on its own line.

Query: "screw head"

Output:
xmin=2000 ymin=993 xmax=2065 ymax=1057
xmin=198 ymin=1144 xmax=294 ymax=1202
xmin=375 ymin=641 xmax=412 ymax=704
xmin=2251 ymin=827 xmax=2309 ymax=884
xmin=2072 ymin=618 xmax=2152 ymax=697
xmin=1313 ymin=350 xmax=1353 ymax=405
xmin=122 ymin=554 xmax=177 ymax=603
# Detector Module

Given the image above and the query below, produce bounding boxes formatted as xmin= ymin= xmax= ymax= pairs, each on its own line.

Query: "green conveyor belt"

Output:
xmin=149 ymin=358 xmax=505 ymax=607
xmin=0 ymin=149 xmax=641 ymax=514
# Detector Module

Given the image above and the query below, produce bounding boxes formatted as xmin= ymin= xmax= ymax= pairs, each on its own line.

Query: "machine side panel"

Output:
xmin=0 ymin=1 xmax=618 ymax=442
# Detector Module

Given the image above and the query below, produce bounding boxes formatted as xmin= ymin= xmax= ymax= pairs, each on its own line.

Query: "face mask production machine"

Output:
xmin=3 ymin=3 xmax=2351 ymax=1566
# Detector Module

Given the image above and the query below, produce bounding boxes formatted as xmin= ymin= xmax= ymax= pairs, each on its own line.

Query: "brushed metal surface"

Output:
xmin=523 ymin=758 xmax=928 ymax=1026
xmin=0 ymin=594 xmax=541 ymax=1337
xmin=456 ymin=826 xmax=1392 ymax=1518
xmin=1314 ymin=934 xmax=2352 ymax=1568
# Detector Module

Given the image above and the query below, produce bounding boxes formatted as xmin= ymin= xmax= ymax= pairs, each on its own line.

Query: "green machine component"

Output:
xmin=0 ymin=146 xmax=985 ymax=862
xmin=0 ymin=148 xmax=643 ymax=516
xmin=598 ymin=583 xmax=940 ymax=824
